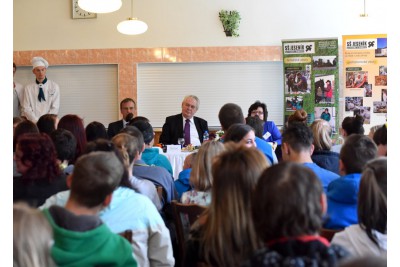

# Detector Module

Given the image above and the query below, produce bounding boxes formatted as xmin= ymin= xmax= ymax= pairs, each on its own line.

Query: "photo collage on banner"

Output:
xmin=282 ymin=38 xmax=339 ymax=133
xmin=342 ymin=34 xmax=387 ymax=130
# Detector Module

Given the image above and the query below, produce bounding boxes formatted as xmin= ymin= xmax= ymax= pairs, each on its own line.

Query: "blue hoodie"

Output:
xmin=324 ymin=173 xmax=362 ymax=229
xmin=174 ymin=168 xmax=192 ymax=199
xmin=141 ymin=148 xmax=173 ymax=176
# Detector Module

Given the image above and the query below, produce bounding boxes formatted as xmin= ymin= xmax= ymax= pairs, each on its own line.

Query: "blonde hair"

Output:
xmin=189 ymin=140 xmax=225 ymax=191
xmin=310 ymin=119 xmax=333 ymax=150
xmin=13 ymin=202 xmax=55 ymax=267
xmin=201 ymin=142 xmax=270 ymax=267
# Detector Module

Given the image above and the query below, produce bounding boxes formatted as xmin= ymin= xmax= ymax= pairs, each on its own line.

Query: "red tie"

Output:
xmin=184 ymin=119 xmax=191 ymax=145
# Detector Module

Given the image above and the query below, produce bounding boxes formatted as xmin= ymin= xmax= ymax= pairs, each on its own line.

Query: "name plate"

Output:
xmin=167 ymin=145 xmax=181 ymax=154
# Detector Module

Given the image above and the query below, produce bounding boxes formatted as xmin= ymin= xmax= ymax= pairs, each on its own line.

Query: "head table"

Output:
xmin=161 ymin=150 xmax=195 ymax=180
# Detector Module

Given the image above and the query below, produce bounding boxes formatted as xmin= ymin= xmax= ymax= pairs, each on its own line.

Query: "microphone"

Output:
xmin=125 ymin=113 xmax=134 ymax=124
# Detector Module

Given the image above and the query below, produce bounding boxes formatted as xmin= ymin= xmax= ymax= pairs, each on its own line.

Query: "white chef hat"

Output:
xmin=31 ymin=57 xmax=49 ymax=69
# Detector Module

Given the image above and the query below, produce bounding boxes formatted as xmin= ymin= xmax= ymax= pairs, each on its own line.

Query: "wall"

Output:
xmin=14 ymin=0 xmax=388 ymax=51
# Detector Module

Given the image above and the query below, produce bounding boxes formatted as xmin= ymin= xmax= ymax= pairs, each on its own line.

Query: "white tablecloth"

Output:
xmin=162 ymin=151 xmax=193 ymax=180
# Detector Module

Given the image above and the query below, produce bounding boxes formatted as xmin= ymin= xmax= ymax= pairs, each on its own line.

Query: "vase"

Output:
xmin=224 ymin=30 xmax=232 ymax=37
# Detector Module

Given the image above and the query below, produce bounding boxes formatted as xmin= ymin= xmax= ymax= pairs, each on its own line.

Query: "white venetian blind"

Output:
xmin=14 ymin=64 xmax=118 ymax=127
xmin=137 ymin=62 xmax=284 ymax=128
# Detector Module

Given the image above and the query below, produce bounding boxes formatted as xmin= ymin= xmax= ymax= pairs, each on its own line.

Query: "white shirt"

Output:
xmin=331 ymin=224 xmax=387 ymax=258
xmin=21 ymin=79 xmax=60 ymax=123
xmin=182 ymin=116 xmax=201 ymax=146
xmin=13 ymin=81 xmax=24 ymax=117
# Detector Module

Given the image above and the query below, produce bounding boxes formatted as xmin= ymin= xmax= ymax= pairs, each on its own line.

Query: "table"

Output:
xmin=162 ymin=151 xmax=194 ymax=180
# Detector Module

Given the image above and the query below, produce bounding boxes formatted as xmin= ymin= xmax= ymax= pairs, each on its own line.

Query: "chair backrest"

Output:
xmin=319 ymin=228 xmax=343 ymax=242
xmin=118 ymin=229 xmax=133 ymax=243
xmin=171 ymin=200 xmax=207 ymax=266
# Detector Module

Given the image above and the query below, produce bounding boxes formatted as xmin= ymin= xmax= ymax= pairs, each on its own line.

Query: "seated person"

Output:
xmin=42 ymin=151 xmax=137 ymax=266
xmin=332 ymin=158 xmax=387 ymax=258
xmin=107 ymin=98 xmax=136 ymax=139
xmin=247 ymin=100 xmax=282 ymax=145
xmin=281 ymin=122 xmax=339 ymax=192
xmin=181 ymin=141 xmax=225 ymax=206
xmin=243 ymin=162 xmax=349 ymax=267
xmin=159 ymin=95 xmax=208 ymax=146
xmin=50 ymin=128 xmax=77 ymax=175
xmin=174 ymin=152 xmax=197 ymax=200
xmin=324 ymin=134 xmax=378 ymax=229
xmin=331 ymin=114 xmax=365 ymax=153
xmin=130 ymin=120 xmax=173 ymax=176
xmin=86 ymin=121 xmax=108 ymax=142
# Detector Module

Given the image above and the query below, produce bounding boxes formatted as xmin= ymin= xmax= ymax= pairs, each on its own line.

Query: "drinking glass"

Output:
xmin=178 ymin=138 xmax=185 ymax=148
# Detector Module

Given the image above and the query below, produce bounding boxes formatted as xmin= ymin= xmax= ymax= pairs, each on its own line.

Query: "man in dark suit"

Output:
xmin=107 ymin=98 xmax=135 ymax=139
xmin=159 ymin=95 xmax=208 ymax=146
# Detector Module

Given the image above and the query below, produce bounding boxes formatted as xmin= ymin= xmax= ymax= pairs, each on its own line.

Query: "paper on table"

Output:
xmin=167 ymin=145 xmax=181 ymax=154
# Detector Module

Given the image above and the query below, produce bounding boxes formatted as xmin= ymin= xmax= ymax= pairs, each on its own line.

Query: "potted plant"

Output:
xmin=219 ymin=10 xmax=241 ymax=37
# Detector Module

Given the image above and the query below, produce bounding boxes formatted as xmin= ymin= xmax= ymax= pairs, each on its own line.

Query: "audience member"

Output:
xmin=21 ymin=57 xmax=60 ymax=123
xmin=121 ymin=126 xmax=177 ymax=206
xmin=13 ymin=116 xmax=26 ymax=135
xmin=245 ymin=116 xmax=263 ymax=139
xmin=281 ymin=122 xmax=339 ymax=192
xmin=159 ymin=95 xmax=208 ymax=146
xmin=224 ymin=123 xmax=257 ymax=148
xmin=58 ymin=114 xmax=87 ymax=162
xmin=50 ymin=128 xmax=77 ymax=175
xmin=338 ymin=255 xmax=386 ymax=267
xmin=13 ymin=119 xmax=39 ymax=152
xmin=243 ymin=162 xmax=348 ymax=267
xmin=324 ymin=134 xmax=378 ymax=229
xmin=373 ymin=123 xmax=387 ymax=157
xmin=311 ymin=119 xmax=340 ymax=174
xmin=13 ymin=62 xmax=24 ymax=117
xmin=112 ymin=133 xmax=162 ymax=210
xmin=181 ymin=140 xmax=225 ymax=206
xmin=331 ymin=157 xmax=386 ymax=258
xmin=247 ymin=100 xmax=282 ymax=145
xmin=218 ymin=103 xmax=277 ymax=164
xmin=331 ymin=114 xmax=364 ymax=153
xmin=13 ymin=202 xmax=55 ymax=267
xmin=40 ymin=139 xmax=175 ymax=267
xmin=42 ymin=151 xmax=137 ymax=266
xmin=107 ymin=98 xmax=136 ymax=139
xmin=13 ymin=133 xmax=67 ymax=207
xmin=85 ymin=121 xmax=108 ymax=142
xmin=286 ymin=109 xmax=308 ymax=127
xmin=184 ymin=143 xmax=269 ymax=267
xmin=174 ymin=152 xmax=197 ymax=200
xmin=36 ymin=114 xmax=58 ymax=136
xmin=367 ymin=124 xmax=382 ymax=139
xmin=131 ymin=120 xmax=173 ymax=175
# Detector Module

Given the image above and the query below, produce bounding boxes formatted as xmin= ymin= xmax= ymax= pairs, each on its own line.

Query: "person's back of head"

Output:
xmin=58 ymin=114 xmax=87 ymax=161
xmin=13 ymin=120 xmax=39 ymax=151
xmin=245 ymin=116 xmax=263 ymax=138
xmin=85 ymin=121 xmax=108 ymax=142
xmin=218 ymin=103 xmax=244 ymax=131
xmin=225 ymin=123 xmax=255 ymax=143
xmin=341 ymin=114 xmax=365 ymax=136
xmin=36 ymin=114 xmax=58 ymax=136
xmin=310 ymin=119 xmax=333 ymax=151
xmin=120 ymin=125 xmax=145 ymax=152
xmin=129 ymin=116 xmax=150 ymax=124
xmin=201 ymin=143 xmax=269 ymax=266
xmin=287 ymin=109 xmax=308 ymax=127
xmin=70 ymin=151 xmax=123 ymax=208
xmin=183 ymin=151 xmax=197 ymax=170
xmin=189 ymin=140 xmax=225 ymax=192
xmin=340 ymin=134 xmax=377 ymax=174
xmin=130 ymin=120 xmax=154 ymax=146
xmin=112 ymin=133 xmax=141 ymax=167
xmin=50 ymin=128 xmax=77 ymax=163
xmin=372 ymin=124 xmax=387 ymax=157
xmin=358 ymin=157 xmax=387 ymax=246
xmin=83 ymin=138 xmax=132 ymax=190
xmin=13 ymin=201 xmax=55 ymax=267
xmin=253 ymin=162 xmax=324 ymax=241
xmin=282 ymin=122 xmax=313 ymax=153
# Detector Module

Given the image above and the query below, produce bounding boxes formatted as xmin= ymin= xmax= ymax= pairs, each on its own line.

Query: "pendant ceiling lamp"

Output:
xmin=78 ymin=0 xmax=122 ymax=13
xmin=117 ymin=0 xmax=148 ymax=35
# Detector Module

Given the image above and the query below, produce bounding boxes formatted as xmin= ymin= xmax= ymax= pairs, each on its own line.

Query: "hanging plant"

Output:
xmin=219 ymin=10 xmax=241 ymax=37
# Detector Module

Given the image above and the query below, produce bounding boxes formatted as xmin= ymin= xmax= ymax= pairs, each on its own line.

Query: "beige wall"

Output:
xmin=14 ymin=0 xmax=387 ymax=51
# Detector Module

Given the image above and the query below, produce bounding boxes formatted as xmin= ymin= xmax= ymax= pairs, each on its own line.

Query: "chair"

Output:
xmin=118 ymin=229 xmax=133 ymax=243
xmin=319 ymin=228 xmax=343 ymax=242
xmin=171 ymin=200 xmax=207 ymax=267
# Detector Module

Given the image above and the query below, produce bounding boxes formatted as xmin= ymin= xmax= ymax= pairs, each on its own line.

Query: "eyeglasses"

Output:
xmin=251 ymin=111 xmax=264 ymax=115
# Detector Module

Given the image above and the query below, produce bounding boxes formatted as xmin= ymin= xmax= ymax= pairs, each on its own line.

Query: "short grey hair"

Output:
xmin=183 ymin=95 xmax=200 ymax=110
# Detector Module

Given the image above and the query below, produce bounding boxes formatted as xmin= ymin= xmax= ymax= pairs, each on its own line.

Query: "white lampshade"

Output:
xmin=117 ymin=18 xmax=148 ymax=35
xmin=78 ymin=0 xmax=122 ymax=13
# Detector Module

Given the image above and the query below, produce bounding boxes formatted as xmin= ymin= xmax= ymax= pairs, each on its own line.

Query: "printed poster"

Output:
xmin=342 ymin=34 xmax=387 ymax=130
xmin=282 ymin=38 xmax=339 ymax=133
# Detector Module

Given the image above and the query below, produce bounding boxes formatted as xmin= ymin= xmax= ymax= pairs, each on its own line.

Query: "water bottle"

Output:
xmin=203 ymin=130 xmax=209 ymax=142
